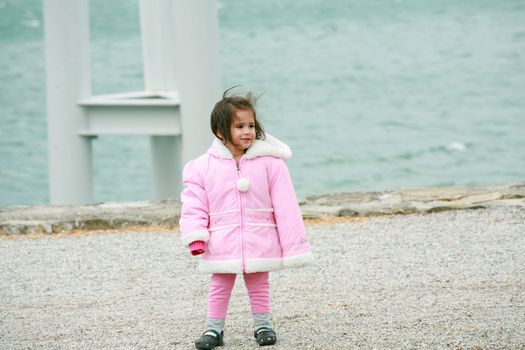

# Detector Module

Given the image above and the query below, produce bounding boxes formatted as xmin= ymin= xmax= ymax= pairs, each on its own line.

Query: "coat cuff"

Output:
xmin=282 ymin=252 xmax=315 ymax=268
xmin=181 ymin=230 xmax=209 ymax=246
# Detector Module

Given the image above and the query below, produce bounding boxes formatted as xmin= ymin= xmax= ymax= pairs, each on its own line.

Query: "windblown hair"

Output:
xmin=210 ymin=86 xmax=265 ymax=144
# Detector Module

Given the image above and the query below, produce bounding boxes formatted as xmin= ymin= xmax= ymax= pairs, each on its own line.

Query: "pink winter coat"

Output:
xmin=179 ymin=134 xmax=314 ymax=274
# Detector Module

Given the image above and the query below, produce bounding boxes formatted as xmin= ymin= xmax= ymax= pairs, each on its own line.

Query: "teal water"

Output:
xmin=1 ymin=0 xmax=524 ymax=206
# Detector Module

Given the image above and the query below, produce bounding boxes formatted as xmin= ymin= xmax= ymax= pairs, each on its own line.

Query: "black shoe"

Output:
xmin=254 ymin=327 xmax=277 ymax=346
xmin=195 ymin=329 xmax=224 ymax=350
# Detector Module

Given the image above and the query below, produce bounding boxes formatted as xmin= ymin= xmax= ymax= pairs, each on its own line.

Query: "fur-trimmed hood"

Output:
xmin=208 ymin=134 xmax=292 ymax=160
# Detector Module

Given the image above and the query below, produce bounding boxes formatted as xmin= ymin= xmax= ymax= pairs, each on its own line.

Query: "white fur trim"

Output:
xmin=282 ymin=252 xmax=315 ymax=268
xmin=196 ymin=253 xmax=313 ymax=274
xmin=198 ymin=259 xmax=243 ymax=273
xmin=245 ymin=134 xmax=292 ymax=160
xmin=180 ymin=230 xmax=209 ymax=246
xmin=213 ymin=138 xmax=234 ymax=158
xmin=237 ymin=178 xmax=250 ymax=192
xmin=245 ymin=258 xmax=283 ymax=273
xmin=211 ymin=134 xmax=292 ymax=160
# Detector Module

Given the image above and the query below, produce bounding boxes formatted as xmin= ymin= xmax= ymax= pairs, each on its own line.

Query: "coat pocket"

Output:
xmin=244 ymin=225 xmax=281 ymax=259
xmin=207 ymin=225 xmax=240 ymax=259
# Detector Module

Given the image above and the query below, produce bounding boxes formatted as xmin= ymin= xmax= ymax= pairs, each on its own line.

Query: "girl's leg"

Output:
xmin=207 ymin=273 xmax=237 ymax=332
xmin=243 ymin=272 xmax=271 ymax=329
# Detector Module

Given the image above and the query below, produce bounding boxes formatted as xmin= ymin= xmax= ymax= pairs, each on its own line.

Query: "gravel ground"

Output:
xmin=1 ymin=207 xmax=524 ymax=349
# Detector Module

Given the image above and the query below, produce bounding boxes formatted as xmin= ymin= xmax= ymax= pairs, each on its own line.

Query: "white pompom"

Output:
xmin=237 ymin=178 xmax=250 ymax=192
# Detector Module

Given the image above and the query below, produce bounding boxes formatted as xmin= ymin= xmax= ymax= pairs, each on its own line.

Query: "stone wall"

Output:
xmin=1 ymin=182 xmax=523 ymax=235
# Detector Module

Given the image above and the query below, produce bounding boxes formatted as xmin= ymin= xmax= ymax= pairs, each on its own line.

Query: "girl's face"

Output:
xmin=227 ymin=109 xmax=256 ymax=155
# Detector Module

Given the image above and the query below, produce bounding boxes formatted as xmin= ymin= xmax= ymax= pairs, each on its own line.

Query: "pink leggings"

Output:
xmin=207 ymin=272 xmax=270 ymax=319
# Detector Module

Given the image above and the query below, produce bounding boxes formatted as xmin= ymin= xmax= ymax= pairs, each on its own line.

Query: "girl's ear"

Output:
xmin=216 ymin=132 xmax=226 ymax=144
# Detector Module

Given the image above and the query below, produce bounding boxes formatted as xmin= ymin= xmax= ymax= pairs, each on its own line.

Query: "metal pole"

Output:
xmin=43 ymin=0 xmax=93 ymax=204
xmin=140 ymin=0 xmax=220 ymax=199
xmin=173 ymin=0 xmax=221 ymax=165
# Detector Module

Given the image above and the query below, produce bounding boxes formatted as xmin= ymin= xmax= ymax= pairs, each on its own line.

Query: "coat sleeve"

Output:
xmin=179 ymin=160 xmax=210 ymax=246
xmin=269 ymin=158 xmax=314 ymax=267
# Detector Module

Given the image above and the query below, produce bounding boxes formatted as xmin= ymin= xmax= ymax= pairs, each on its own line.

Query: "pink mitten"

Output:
xmin=189 ymin=240 xmax=206 ymax=256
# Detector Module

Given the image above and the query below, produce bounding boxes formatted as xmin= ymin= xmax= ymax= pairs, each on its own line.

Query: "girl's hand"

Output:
xmin=189 ymin=240 xmax=206 ymax=256
xmin=191 ymin=248 xmax=205 ymax=256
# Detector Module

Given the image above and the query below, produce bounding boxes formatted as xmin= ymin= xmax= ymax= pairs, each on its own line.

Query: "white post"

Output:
xmin=43 ymin=0 xmax=93 ymax=204
xmin=150 ymin=136 xmax=181 ymax=200
xmin=172 ymin=0 xmax=221 ymax=164
xmin=140 ymin=0 xmax=221 ymax=199
xmin=140 ymin=0 xmax=181 ymax=200
xmin=139 ymin=0 xmax=178 ymax=92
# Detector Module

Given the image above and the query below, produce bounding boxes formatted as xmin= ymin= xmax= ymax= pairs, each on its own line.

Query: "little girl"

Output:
xmin=179 ymin=88 xmax=314 ymax=349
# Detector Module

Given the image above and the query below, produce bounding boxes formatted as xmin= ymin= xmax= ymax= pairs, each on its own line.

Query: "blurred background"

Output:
xmin=0 ymin=0 xmax=524 ymax=206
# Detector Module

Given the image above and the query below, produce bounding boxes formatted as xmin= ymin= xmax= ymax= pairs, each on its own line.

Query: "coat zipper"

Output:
xmin=236 ymin=158 xmax=246 ymax=271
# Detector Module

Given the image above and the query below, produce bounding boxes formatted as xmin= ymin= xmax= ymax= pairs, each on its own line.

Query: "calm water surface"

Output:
xmin=0 ymin=0 xmax=524 ymax=206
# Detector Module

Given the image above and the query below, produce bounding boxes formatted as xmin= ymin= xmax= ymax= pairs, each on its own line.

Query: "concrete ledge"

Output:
xmin=1 ymin=182 xmax=524 ymax=235
xmin=300 ymin=182 xmax=525 ymax=218
xmin=0 ymin=200 xmax=181 ymax=235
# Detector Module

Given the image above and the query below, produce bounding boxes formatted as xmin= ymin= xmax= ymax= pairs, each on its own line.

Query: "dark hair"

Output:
xmin=210 ymin=87 xmax=265 ymax=144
